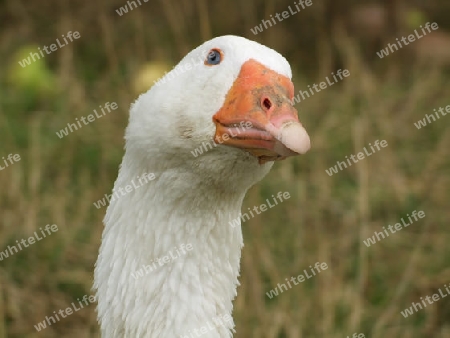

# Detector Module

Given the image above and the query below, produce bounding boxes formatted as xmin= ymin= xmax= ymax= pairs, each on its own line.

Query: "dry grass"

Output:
xmin=0 ymin=0 xmax=449 ymax=337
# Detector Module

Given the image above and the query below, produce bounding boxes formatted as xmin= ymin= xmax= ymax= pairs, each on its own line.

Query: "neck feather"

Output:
xmin=95 ymin=154 xmax=246 ymax=338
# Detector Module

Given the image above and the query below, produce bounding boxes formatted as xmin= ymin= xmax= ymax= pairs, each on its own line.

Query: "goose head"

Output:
xmin=125 ymin=35 xmax=310 ymax=192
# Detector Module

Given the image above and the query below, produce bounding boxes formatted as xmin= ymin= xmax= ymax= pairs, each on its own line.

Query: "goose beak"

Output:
xmin=213 ymin=59 xmax=310 ymax=163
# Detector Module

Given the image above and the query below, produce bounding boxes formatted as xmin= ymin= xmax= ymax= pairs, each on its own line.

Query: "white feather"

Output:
xmin=94 ymin=35 xmax=292 ymax=337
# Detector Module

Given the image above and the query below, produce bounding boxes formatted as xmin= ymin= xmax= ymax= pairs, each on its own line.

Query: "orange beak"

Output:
xmin=213 ymin=59 xmax=310 ymax=164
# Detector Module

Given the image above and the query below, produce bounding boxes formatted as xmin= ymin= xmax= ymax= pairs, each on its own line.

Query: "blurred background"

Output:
xmin=1 ymin=0 xmax=449 ymax=337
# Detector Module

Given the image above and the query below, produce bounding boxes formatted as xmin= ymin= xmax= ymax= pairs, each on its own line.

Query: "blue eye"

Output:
xmin=206 ymin=49 xmax=222 ymax=65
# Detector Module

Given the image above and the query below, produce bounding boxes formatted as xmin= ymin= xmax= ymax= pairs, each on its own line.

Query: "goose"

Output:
xmin=94 ymin=35 xmax=310 ymax=338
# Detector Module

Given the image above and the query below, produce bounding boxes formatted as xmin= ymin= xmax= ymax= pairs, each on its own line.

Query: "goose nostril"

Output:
xmin=262 ymin=97 xmax=272 ymax=111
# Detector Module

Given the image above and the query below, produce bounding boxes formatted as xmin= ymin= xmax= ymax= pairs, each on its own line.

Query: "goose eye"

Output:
xmin=205 ymin=49 xmax=222 ymax=65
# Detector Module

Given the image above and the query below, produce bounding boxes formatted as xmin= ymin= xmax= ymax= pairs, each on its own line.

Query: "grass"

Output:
xmin=0 ymin=0 xmax=449 ymax=337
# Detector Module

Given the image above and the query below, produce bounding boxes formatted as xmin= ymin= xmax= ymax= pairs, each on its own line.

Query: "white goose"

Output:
xmin=94 ymin=35 xmax=310 ymax=338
